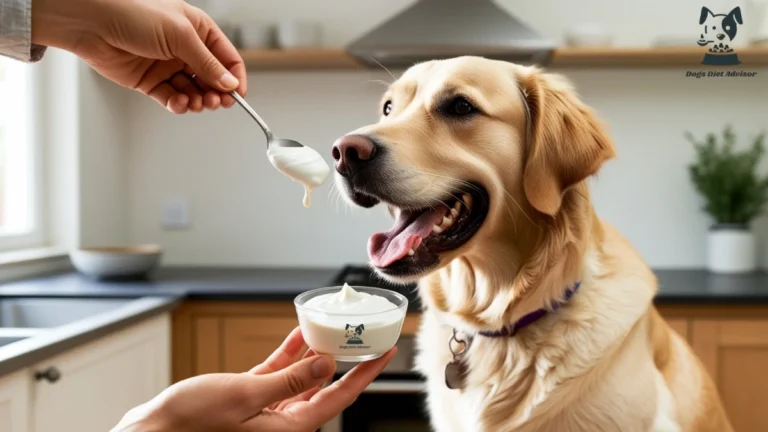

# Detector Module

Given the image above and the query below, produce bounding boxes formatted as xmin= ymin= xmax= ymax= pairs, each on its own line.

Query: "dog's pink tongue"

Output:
xmin=368 ymin=209 xmax=443 ymax=268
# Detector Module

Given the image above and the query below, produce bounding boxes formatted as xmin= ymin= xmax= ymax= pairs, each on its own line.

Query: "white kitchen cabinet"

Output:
xmin=31 ymin=314 xmax=170 ymax=432
xmin=0 ymin=370 xmax=30 ymax=432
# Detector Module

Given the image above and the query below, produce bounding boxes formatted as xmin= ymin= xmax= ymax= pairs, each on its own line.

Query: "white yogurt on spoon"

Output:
xmin=267 ymin=146 xmax=331 ymax=208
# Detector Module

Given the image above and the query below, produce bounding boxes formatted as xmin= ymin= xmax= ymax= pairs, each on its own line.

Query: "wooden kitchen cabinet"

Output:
xmin=31 ymin=314 xmax=170 ymax=432
xmin=691 ymin=319 xmax=768 ymax=432
xmin=173 ymin=301 xmax=768 ymax=430
xmin=173 ymin=301 xmax=301 ymax=379
xmin=222 ymin=317 xmax=301 ymax=372
xmin=194 ymin=315 xmax=303 ymax=374
xmin=665 ymin=318 xmax=690 ymax=341
xmin=0 ymin=370 xmax=30 ymax=432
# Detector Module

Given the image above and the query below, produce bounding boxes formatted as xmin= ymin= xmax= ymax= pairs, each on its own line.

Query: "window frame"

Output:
xmin=0 ymin=57 xmax=46 ymax=252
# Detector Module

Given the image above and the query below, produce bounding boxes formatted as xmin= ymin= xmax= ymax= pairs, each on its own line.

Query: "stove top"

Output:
xmin=330 ymin=265 xmax=421 ymax=313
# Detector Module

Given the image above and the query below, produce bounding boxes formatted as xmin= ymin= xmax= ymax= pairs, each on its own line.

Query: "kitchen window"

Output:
xmin=0 ymin=56 xmax=43 ymax=252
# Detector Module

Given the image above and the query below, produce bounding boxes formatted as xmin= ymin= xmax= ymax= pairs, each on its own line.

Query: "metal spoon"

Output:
xmin=229 ymin=91 xmax=304 ymax=148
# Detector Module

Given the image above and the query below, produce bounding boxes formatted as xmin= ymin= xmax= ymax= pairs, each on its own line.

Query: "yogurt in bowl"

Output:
xmin=294 ymin=283 xmax=408 ymax=362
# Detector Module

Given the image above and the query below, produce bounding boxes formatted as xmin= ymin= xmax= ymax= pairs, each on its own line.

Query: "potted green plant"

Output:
xmin=687 ymin=125 xmax=768 ymax=273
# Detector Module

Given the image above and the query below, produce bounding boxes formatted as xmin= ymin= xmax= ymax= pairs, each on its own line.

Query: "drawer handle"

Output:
xmin=35 ymin=367 xmax=61 ymax=383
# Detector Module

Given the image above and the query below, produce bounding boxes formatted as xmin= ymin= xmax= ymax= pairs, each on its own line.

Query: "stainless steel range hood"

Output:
xmin=346 ymin=0 xmax=555 ymax=68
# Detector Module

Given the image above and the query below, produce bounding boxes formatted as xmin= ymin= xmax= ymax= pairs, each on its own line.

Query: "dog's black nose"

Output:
xmin=717 ymin=34 xmax=726 ymax=40
xmin=332 ymin=134 xmax=377 ymax=176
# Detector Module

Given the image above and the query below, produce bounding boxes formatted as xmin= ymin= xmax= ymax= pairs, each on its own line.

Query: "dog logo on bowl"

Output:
xmin=344 ymin=324 xmax=365 ymax=344
xmin=697 ymin=6 xmax=743 ymax=66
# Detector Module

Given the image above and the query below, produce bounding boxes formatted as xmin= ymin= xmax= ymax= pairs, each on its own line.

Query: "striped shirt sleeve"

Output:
xmin=0 ymin=0 xmax=46 ymax=62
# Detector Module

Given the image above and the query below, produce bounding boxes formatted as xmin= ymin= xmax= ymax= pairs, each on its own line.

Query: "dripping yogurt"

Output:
xmin=267 ymin=145 xmax=331 ymax=207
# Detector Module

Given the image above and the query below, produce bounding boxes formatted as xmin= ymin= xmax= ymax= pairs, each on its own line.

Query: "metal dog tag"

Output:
xmin=445 ymin=360 xmax=465 ymax=390
xmin=445 ymin=328 xmax=470 ymax=390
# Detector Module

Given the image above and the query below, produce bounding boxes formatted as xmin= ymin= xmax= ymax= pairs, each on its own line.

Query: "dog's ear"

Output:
xmin=700 ymin=7 xmax=714 ymax=24
xmin=345 ymin=324 xmax=352 ymax=329
xmin=519 ymin=69 xmax=616 ymax=216
xmin=357 ymin=324 xmax=365 ymax=331
xmin=727 ymin=7 xmax=743 ymax=25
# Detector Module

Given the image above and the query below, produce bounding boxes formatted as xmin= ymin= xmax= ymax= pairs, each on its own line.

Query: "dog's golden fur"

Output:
xmin=342 ymin=56 xmax=733 ymax=431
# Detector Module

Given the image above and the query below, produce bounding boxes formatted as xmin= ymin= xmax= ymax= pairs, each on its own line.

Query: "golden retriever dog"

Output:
xmin=331 ymin=56 xmax=732 ymax=432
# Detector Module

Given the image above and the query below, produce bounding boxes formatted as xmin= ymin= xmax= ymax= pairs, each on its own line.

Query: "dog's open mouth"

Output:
xmin=367 ymin=183 xmax=489 ymax=276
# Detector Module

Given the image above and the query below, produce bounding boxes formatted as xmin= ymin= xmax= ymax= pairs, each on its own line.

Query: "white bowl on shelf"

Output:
xmin=564 ymin=24 xmax=614 ymax=47
xmin=276 ymin=20 xmax=322 ymax=49
xmin=239 ymin=21 xmax=276 ymax=49
xmin=69 ymin=245 xmax=163 ymax=280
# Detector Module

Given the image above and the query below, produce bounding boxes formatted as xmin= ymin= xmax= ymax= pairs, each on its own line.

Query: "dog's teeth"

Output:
xmin=442 ymin=216 xmax=453 ymax=227
xmin=450 ymin=208 xmax=459 ymax=218
xmin=462 ymin=194 xmax=473 ymax=209
xmin=408 ymin=249 xmax=415 ymax=256
xmin=453 ymin=201 xmax=462 ymax=211
xmin=432 ymin=225 xmax=444 ymax=234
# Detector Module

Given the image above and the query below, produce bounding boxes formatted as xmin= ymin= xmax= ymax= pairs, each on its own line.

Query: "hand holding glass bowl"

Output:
xmin=294 ymin=284 xmax=408 ymax=362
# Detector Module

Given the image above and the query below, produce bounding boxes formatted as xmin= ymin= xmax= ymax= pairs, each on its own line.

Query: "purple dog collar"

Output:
xmin=478 ymin=281 xmax=581 ymax=338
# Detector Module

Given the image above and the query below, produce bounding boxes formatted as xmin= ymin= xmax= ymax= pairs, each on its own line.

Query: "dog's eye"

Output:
xmin=447 ymin=97 xmax=475 ymax=116
xmin=383 ymin=101 xmax=392 ymax=116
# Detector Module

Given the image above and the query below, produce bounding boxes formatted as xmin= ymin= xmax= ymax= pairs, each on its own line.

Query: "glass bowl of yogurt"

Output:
xmin=294 ymin=283 xmax=408 ymax=362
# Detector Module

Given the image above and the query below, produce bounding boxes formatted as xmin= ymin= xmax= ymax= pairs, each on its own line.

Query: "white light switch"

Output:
xmin=162 ymin=198 xmax=190 ymax=229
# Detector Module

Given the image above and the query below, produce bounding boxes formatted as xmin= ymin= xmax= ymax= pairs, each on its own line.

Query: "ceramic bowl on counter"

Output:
xmin=70 ymin=245 xmax=162 ymax=280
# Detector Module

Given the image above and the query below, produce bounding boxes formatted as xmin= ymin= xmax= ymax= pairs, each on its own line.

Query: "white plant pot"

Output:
xmin=707 ymin=225 xmax=756 ymax=273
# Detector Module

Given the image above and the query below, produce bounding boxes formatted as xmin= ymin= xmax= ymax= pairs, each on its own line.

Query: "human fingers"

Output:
xmin=189 ymin=73 xmax=234 ymax=109
xmin=249 ymin=327 xmax=307 ymax=375
xmin=171 ymin=25 xmax=238 ymax=92
xmin=187 ymin=6 xmax=248 ymax=97
xmin=169 ymin=73 xmax=204 ymax=113
xmin=202 ymin=92 xmax=220 ymax=110
xmin=180 ymin=67 xmax=221 ymax=110
xmin=281 ymin=348 xmax=397 ymax=428
xmin=269 ymin=348 xmax=323 ymax=410
xmin=274 ymin=386 xmax=322 ymax=411
xmin=252 ymin=355 xmax=336 ymax=407
xmin=177 ymin=5 xmax=246 ymax=95
xmin=147 ymin=83 xmax=189 ymax=114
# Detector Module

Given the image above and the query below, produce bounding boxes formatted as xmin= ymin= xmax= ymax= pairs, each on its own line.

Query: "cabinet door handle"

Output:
xmin=35 ymin=366 xmax=61 ymax=383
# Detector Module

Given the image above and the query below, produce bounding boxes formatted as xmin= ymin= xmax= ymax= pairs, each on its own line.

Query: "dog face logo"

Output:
xmin=698 ymin=6 xmax=743 ymax=65
xmin=344 ymin=324 xmax=365 ymax=344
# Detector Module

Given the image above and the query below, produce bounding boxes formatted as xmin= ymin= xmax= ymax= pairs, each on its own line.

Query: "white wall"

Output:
xmin=38 ymin=49 xmax=131 ymax=250
xmin=77 ymin=65 xmax=130 ymax=247
xmin=121 ymin=0 xmax=768 ymax=268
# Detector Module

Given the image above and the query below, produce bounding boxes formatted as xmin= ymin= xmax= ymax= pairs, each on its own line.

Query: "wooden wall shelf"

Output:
xmin=239 ymin=47 xmax=768 ymax=71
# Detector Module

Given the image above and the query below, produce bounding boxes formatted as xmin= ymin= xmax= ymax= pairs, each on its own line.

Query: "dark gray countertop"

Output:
xmin=0 ymin=266 xmax=766 ymax=377
xmin=0 ymin=266 xmax=766 ymax=304
xmin=0 ymin=267 xmax=339 ymax=300
xmin=654 ymin=270 xmax=768 ymax=303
